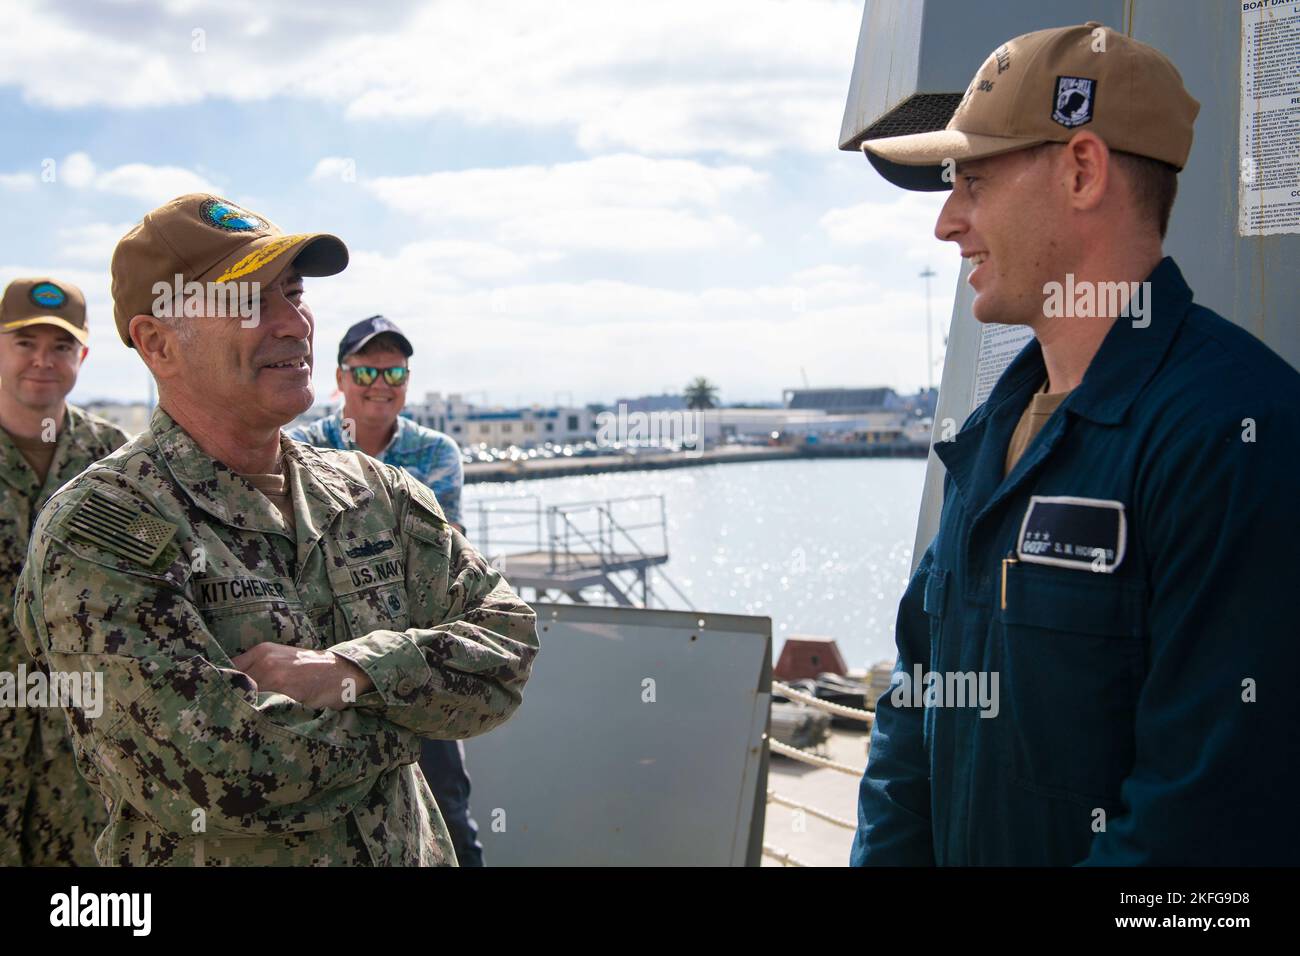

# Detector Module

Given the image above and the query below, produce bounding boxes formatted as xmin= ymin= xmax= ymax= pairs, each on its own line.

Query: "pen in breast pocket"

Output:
xmin=1001 ymin=553 xmax=1018 ymax=611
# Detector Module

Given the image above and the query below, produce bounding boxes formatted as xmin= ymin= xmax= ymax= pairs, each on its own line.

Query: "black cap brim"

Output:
xmin=292 ymin=234 xmax=349 ymax=277
xmin=339 ymin=328 xmax=413 ymax=365
xmin=863 ymin=150 xmax=952 ymax=192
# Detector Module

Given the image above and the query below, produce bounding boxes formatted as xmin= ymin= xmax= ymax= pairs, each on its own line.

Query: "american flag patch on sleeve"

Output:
xmin=66 ymin=489 xmax=178 ymax=567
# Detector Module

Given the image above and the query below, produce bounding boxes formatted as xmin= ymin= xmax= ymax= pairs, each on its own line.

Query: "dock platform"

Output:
xmin=497 ymin=549 xmax=670 ymax=605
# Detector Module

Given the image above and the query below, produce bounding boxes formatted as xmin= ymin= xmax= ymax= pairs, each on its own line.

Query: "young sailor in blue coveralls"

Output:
xmin=850 ymin=23 xmax=1300 ymax=865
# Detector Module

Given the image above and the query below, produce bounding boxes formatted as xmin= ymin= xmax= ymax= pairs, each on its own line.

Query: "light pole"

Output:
xmin=920 ymin=266 xmax=936 ymax=394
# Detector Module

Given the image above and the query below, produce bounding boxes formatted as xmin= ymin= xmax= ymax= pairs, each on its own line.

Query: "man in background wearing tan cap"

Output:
xmin=0 ymin=277 xmax=128 ymax=866
xmin=15 ymin=194 xmax=538 ymax=865
xmin=851 ymin=24 xmax=1300 ymax=865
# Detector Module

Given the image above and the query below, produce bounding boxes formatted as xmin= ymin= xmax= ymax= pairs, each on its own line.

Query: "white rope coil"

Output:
xmin=761 ymin=843 xmax=811 ymax=867
xmin=768 ymin=738 xmax=864 ymax=775
xmin=772 ymin=681 xmax=875 ymax=724
xmin=767 ymin=790 xmax=856 ymax=830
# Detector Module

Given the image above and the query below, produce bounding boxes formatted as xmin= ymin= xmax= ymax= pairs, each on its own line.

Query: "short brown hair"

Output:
xmin=1030 ymin=143 xmax=1178 ymax=239
xmin=1110 ymin=150 xmax=1179 ymax=239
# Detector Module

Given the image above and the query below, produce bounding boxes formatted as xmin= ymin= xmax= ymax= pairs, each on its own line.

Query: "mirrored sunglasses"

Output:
xmin=342 ymin=364 xmax=409 ymax=387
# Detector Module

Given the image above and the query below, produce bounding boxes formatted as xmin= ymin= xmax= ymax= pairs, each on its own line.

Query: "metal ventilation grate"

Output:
xmin=858 ymin=92 xmax=964 ymax=143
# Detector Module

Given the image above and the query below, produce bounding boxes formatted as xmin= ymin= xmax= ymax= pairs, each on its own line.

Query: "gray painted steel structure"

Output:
xmin=465 ymin=602 xmax=771 ymax=865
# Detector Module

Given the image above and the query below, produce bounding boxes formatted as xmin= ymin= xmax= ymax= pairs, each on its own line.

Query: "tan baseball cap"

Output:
xmin=0 ymin=277 xmax=90 ymax=345
xmin=110 ymin=193 xmax=349 ymax=347
xmin=861 ymin=22 xmax=1200 ymax=191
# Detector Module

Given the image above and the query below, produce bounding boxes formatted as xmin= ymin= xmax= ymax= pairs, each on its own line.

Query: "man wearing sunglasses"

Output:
xmin=290 ymin=315 xmax=484 ymax=865
xmin=290 ymin=316 xmax=464 ymax=534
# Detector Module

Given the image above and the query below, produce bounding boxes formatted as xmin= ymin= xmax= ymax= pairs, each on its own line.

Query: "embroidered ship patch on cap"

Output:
xmin=200 ymin=197 xmax=267 ymax=233
xmin=29 ymin=282 xmax=66 ymax=309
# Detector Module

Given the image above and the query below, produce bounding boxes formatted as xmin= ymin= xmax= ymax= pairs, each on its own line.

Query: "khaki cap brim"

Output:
xmin=862 ymin=129 xmax=1048 ymax=191
xmin=1 ymin=315 xmax=90 ymax=345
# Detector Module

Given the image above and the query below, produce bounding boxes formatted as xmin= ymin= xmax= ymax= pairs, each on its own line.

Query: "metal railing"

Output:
xmin=471 ymin=494 xmax=543 ymax=560
xmin=468 ymin=493 xmax=691 ymax=609
xmin=544 ymin=494 xmax=667 ymax=572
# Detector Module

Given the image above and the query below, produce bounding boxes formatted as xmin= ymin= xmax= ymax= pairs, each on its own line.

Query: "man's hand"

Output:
xmin=231 ymin=644 xmax=374 ymax=710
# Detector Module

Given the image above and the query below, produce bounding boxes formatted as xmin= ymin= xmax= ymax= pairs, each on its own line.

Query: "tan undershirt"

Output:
xmin=240 ymin=463 xmax=296 ymax=532
xmin=1004 ymin=379 xmax=1072 ymax=476
xmin=3 ymin=428 xmax=58 ymax=485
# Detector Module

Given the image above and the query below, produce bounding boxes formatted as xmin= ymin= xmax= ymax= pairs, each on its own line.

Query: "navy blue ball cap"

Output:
xmin=337 ymin=315 xmax=413 ymax=366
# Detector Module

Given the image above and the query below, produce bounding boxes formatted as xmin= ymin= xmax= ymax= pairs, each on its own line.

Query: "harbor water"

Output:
xmin=463 ymin=456 xmax=925 ymax=668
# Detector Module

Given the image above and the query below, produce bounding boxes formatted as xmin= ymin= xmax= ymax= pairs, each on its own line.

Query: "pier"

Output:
xmin=464 ymin=440 xmax=926 ymax=484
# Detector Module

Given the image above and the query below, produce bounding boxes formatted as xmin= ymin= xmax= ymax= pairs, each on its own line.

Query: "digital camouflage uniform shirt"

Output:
xmin=15 ymin=406 xmax=538 ymax=866
xmin=1 ymin=404 xmax=129 ymax=866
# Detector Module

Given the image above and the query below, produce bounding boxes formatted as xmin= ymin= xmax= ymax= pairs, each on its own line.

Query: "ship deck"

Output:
xmin=761 ymin=725 xmax=868 ymax=867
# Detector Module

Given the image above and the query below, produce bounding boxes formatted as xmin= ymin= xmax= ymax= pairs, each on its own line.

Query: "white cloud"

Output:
xmin=328 ymin=240 xmax=561 ymax=304
xmin=292 ymin=249 xmax=955 ymax=404
xmin=791 ymin=264 xmax=862 ymax=284
xmin=55 ymin=222 xmax=135 ymax=265
xmin=820 ymin=192 xmax=946 ymax=244
xmin=93 ymin=162 xmax=221 ymax=203
xmin=3 ymin=152 xmax=222 ymax=205
xmin=309 ymin=157 xmax=357 ymax=183
xmin=820 ymin=191 xmax=954 ymax=264
xmin=0 ymin=0 xmax=861 ymax=157
xmin=59 ymin=152 xmax=96 ymax=188
xmin=0 ymin=172 xmax=35 ymax=191
xmin=367 ymin=154 xmax=766 ymax=253
xmin=0 ymin=0 xmax=961 ymax=406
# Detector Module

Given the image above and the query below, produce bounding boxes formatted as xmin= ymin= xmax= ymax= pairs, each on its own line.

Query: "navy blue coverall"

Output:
xmin=851 ymin=258 xmax=1300 ymax=865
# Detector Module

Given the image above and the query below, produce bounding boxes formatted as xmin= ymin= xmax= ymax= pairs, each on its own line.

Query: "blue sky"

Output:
xmin=0 ymin=0 xmax=960 ymax=408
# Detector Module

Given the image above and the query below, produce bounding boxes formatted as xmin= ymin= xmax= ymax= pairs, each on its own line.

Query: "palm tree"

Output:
xmin=683 ymin=377 xmax=719 ymax=452
xmin=683 ymin=377 xmax=719 ymax=410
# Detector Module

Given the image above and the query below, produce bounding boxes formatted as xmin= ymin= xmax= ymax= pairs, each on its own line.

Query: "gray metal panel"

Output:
xmin=912 ymin=258 xmax=978 ymax=564
xmin=463 ymin=602 xmax=771 ymax=865
xmin=1129 ymin=0 xmax=1300 ymax=370
xmin=838 ymin=0 xmax=923 ymax=149
xmin=840 ymin=0 xmax=1125 ymax=149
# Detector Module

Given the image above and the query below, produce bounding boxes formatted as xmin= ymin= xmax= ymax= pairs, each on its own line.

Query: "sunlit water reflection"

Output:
xmin=463 ymin=457 xmax=925 ymax=668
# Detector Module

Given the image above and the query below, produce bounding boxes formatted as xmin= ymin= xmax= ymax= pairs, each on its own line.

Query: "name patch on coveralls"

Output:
xmin=1016 ymin=495 xmax=1127 ymax=573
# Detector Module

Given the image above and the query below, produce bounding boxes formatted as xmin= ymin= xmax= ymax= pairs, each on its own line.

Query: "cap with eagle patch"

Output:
xmin=860 ymin=22 xmax=1200 ymax=191
xmin=1 ymin=277 xmax=90 ymax=345
xmin=110 ymin=193 xmax=350 ymax=347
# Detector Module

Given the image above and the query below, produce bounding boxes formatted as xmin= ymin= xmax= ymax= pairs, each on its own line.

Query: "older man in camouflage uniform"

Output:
xmin=1 ymin=277 xmax=128 ymax=866
xmin=15 ymin=194 xmax=539 ymax=866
